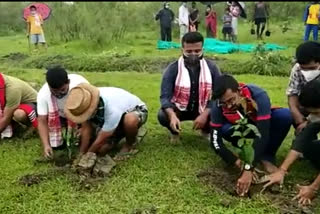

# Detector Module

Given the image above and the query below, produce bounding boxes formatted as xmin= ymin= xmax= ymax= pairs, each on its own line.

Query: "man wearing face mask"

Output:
xmin=155 ymin=2 xmax=175 ymax=42
xmin=37 ymin=66 xmax=89 ymax=159
xmin=210 ymin=74 xmax=292 ymax=196
xmin=158 ymin=32 xmax=221 ymax=144
xmin=287 ymin=41 xmax=320 ymax=135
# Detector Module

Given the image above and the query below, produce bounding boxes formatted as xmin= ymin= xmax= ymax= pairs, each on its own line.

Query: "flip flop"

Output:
xmin=113 ymin=149 xmax=139 ymax=161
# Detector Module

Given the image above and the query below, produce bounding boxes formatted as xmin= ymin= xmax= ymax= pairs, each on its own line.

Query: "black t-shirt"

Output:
xmin=190 ymin=9 xmax=199 ymax=23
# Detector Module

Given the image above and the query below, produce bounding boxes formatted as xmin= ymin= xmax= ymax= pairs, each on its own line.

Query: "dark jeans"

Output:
xmin=294 ymin=122 xmax=320 ymax=170
xmin=219 ymin=108 xmax=292 ymax=163
xmin=160 ymin=26 xmax=172 ymax=42
xmin=157 ymin=108 xmax=210 ymax=135
xmin=304 ymin=24 xmax=318 ymax=41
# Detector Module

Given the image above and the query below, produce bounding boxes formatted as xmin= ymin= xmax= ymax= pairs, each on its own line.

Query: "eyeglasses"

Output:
xmin=216 ymin=96 xmax=237 ymax=108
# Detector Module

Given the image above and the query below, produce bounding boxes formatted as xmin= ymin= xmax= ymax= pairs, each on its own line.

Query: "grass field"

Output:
xmin=0 ymin=20 xmax=319 ymax=214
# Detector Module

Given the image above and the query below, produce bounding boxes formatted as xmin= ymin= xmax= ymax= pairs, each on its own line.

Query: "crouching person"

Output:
xmin=37 ymin=66 xmax=89 ymax=159
xmin=264 ymin=79 xmax=320 ymax=206
xmin=64 ymin=83 xmax=148 ymax=176
xmin=0 ymin=73 xmax=38 ymax=138
xmin=210 ymin=75 xmax=292 ymax=196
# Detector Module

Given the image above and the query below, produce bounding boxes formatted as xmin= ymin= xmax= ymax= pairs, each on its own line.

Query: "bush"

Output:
xmin=217 ymin=45 xmax=292 ymax=77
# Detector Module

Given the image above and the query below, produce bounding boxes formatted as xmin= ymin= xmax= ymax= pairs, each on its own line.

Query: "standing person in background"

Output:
xmin=26 ymin=5 xmax=47 ymax=51
xmin=189 ymin=2 xmax=200 ymax=32
xmin=229 ymin=1 xmax=244 ymax=43
xmin=303 ymin=1 xmax=320 ymax=41
xmin=179 ymin=1 xmax=189 ymax=40
xmin=222 ymin=7 xmax=233 ymax=41
xmin=205 ymin=5 xmax=217 ymax=38
xmin=253 ymin=1 xmax=269 ymax=40
xmin=155 ymin=2 xmax=175 ymax=42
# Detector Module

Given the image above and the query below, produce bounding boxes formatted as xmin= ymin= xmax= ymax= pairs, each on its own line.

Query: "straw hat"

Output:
xmin=64 ymin=83 xmax=100 ymax=124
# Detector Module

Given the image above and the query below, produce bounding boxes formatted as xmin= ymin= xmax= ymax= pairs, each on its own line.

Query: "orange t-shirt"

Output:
xmin=26 ymin=13 xmax=43 ymax=35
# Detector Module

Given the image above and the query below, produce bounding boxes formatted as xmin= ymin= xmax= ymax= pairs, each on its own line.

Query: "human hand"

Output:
xmin=236 ymin=170 xmax=253 ymax=196
xmin=295 ymin=121 xmax=308 ymax=135
xmin=262 ymin=168 xmax=286 ymax=191
xmin=193 ymin=114 xmax=207 ymax=130
xmin=170 ymin=114 xmax=181 ymax=133
xmin=293 ymin=184 xmax=317 ymax=206
xmin=43 ymin=145 xmax=53 ymax=159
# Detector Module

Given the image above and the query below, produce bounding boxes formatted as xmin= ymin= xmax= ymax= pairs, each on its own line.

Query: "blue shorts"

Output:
xmin=30 ymin=34 xmax=46 ymax=44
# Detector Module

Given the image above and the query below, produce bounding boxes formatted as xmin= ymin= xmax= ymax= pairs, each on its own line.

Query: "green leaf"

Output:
xmin=243 ymin=127 xmax=252 ymax=137
xmin=237 ymin=138 xmax=245 ymax=147
xmin=231 ymin=131 xmax=242 ymax=138
xmin=232 ymin=124 xmax=240 ymax=131
xmin=246 ymin=124 xmax=261 ymax=138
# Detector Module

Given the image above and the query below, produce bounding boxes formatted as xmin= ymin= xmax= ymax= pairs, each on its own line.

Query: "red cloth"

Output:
xmin=206 ymin=11 xmax=217 ymax=37
xmin=171 ymin=56 xmax=212 ymax=114
xmin=222 ymin=83 xmax=258 ymax=124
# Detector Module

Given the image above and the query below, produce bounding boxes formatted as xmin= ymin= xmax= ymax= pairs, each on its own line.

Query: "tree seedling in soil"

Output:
xmin=231 ymin=110 xmax=261 ymax=166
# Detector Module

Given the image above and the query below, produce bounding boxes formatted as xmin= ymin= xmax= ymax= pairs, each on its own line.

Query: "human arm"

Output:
xmin=155 ymin=10 xmax=161 ymax=21
xmin=87 ymin=129 xmax=114 ymax=153
xmin=193 ymin=108 xmax=210 ymax=130
xmin=26 ymin=17 xmax=30 ymax=36
xmin=286 ymin=64 xmax=307 ymax=132
xmin=37 ymin=115 xmax=53 ymax=158
xmin=210 ymin=104 xmax=238 ymax=165
xmin=79 ymin=121 xmax=93 ymax=154
xmin=171 ymin=10 xmax=175 ymax=22
xmin=288 ymin=95 xmax=307 ymax=132
xmin=303 ymin=4 xmax=310 ymax=23
xmin=160 ymin=63 xmax=178 ymax=110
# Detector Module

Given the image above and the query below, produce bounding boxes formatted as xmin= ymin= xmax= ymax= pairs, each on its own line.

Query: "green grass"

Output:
xmin=0 ymin=68 xmax=319 ymax=214
xmin=0 ymin=21 xmax=319 ymax=214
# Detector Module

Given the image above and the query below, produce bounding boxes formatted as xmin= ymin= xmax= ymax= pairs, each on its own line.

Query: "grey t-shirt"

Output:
xmin=223 ymin=14 xmax=232 ymax=28
xmin=99 ymin=87 xmax=145 ymax=132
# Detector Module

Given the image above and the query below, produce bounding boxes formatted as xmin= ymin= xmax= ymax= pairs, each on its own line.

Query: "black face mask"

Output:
xmin=183 ymin=54 xmax=203 ymax=66
xmin=54 ymin=91 xmax=68 ymax=99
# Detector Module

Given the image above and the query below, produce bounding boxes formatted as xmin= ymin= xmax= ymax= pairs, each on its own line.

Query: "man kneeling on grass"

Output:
xmin=210 ymin=74 xmax=292 ymax=196
xmin=64 ymin=83 xmax=148 ymax=176
xmin=0 ymin=73 xmax=38 ymax=139
xmin=158 ymin=31 xmax=221 ymax=144
xmin=264 ymin=79 xmax=320 ymax=206
xmin=37 ymin=66 xmax=89 ymax=159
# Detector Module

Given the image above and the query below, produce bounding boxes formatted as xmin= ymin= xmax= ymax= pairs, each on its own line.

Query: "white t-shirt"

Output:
xmin=179 ymin=5 xmax=189 ymax=26
xmin=99 ymin=87 xmax=145 ymax=132
xmin=37 ymin=74 xmax=89 ymax=118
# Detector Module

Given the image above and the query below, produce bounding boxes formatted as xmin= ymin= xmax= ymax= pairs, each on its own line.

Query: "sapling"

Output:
xmin=231 ymin=110 xmax=261 ymax=166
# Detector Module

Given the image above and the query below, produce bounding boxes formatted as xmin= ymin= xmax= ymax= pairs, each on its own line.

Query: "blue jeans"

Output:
xmin=304 ymin=24 xmax=319 ymax=41
xmin=220 ymin=108 xmax=293 ymax=163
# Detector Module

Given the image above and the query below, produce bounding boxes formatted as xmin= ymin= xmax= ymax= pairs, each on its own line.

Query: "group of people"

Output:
xmin=155 ymin=1 xmax=270 ymax=43
xmin=2 ymin=66 xmax=148 ymax=175
xmin=157 ymin=31 xmax=320 ymax=205
xmin=3 ymin=22 xmax=320 ymax=204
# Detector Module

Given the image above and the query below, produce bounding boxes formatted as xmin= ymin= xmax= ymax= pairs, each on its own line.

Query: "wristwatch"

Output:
xmin=243 ymin=163 xmax=253 ymax=171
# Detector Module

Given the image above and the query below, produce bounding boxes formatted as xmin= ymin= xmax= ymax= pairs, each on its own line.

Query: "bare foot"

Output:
xmin=262 ymin=160 xmax=278 ymax=174
xmin=119 ymin=143 xmax=133 ymax=153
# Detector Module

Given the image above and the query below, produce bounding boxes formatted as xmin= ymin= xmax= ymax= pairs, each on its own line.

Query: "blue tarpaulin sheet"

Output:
xmin=157 ymin=38 xmax=286 ymax=54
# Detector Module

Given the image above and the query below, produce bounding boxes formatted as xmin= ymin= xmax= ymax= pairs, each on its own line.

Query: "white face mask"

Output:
xmin=301 ymin=68 xmax=320 ymax=82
